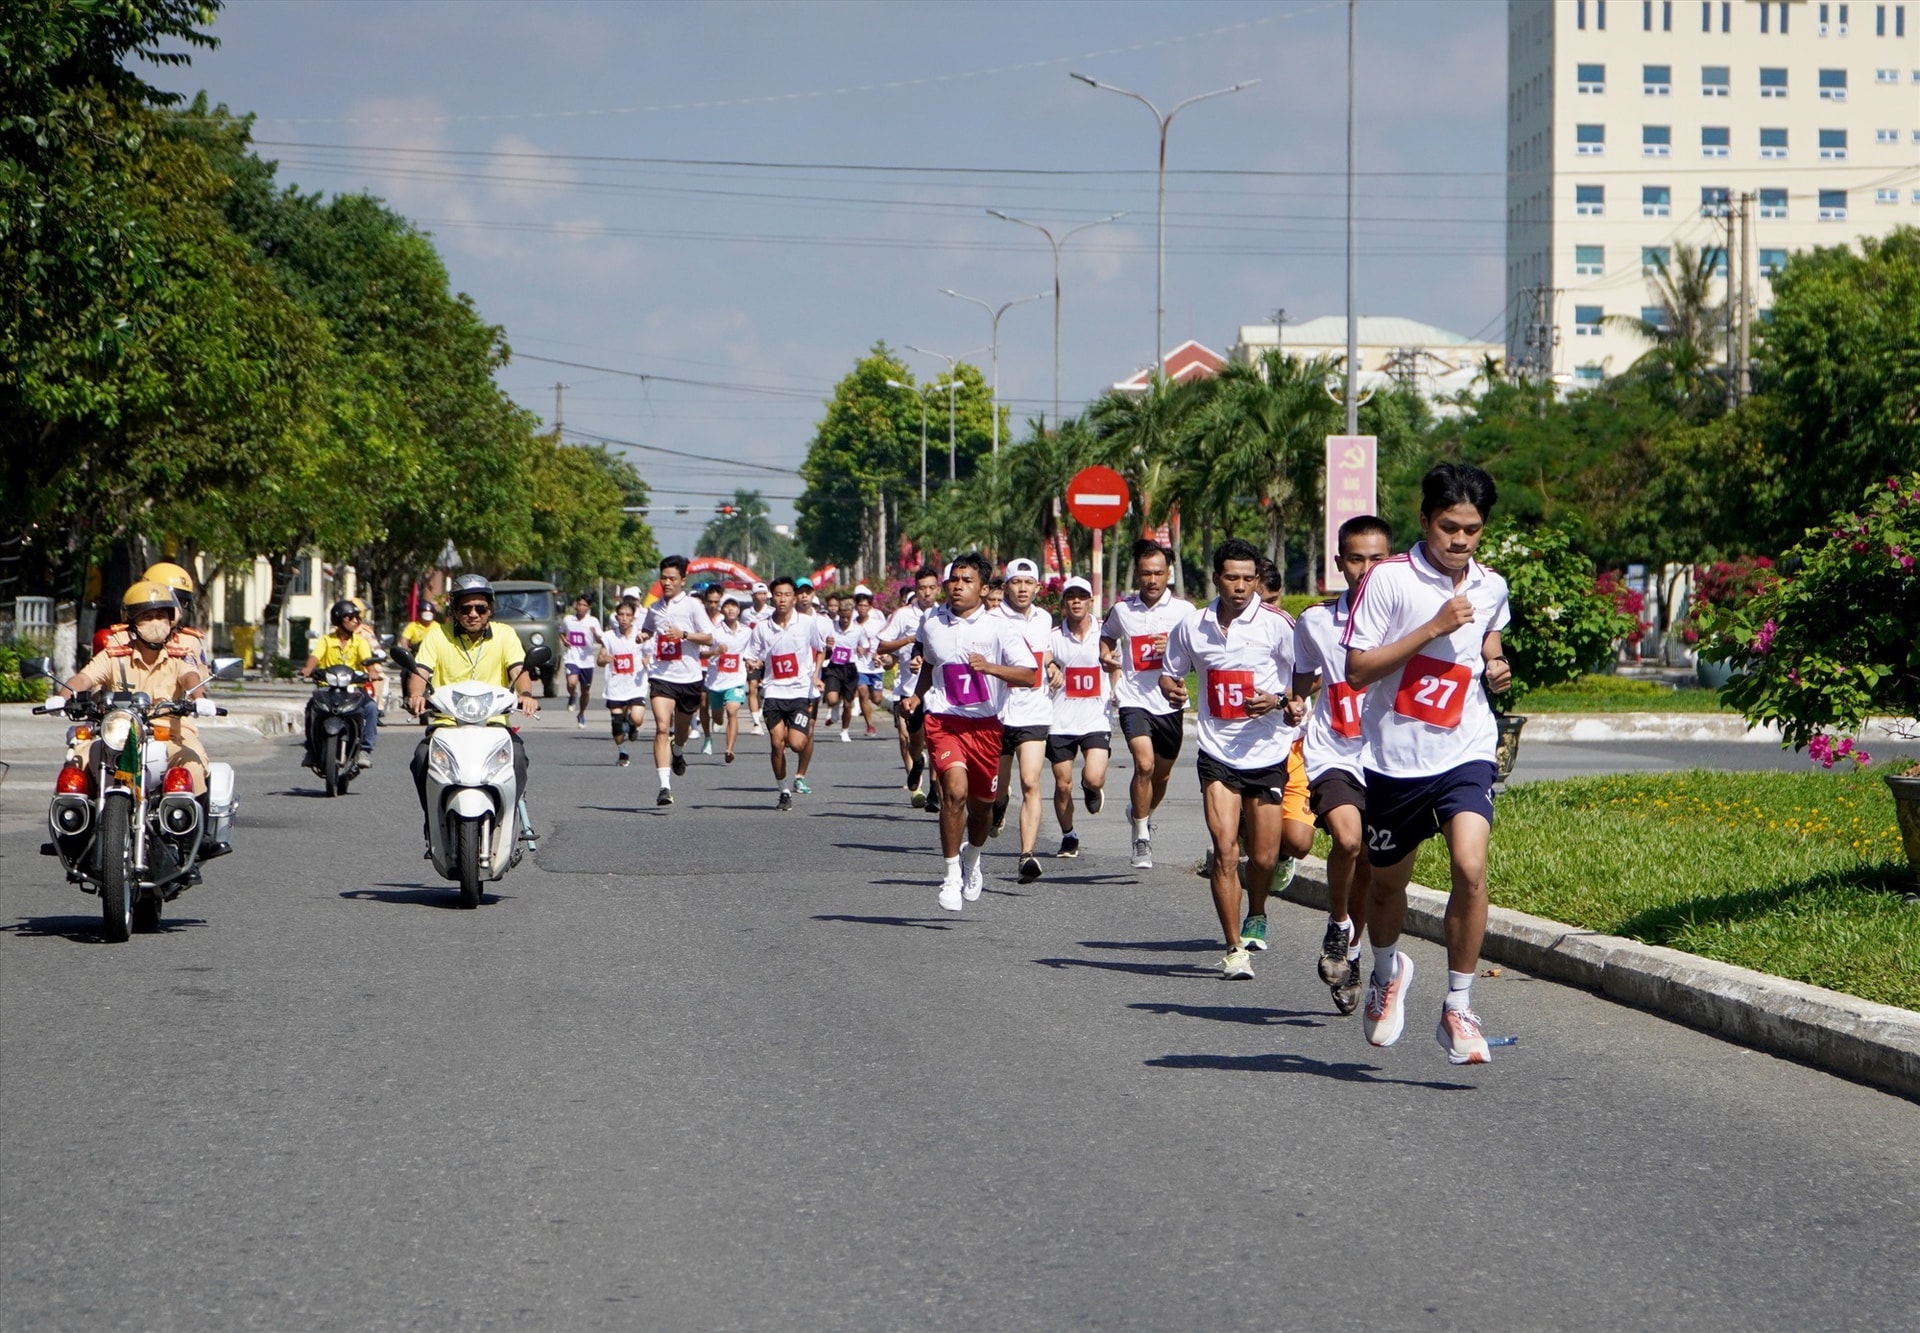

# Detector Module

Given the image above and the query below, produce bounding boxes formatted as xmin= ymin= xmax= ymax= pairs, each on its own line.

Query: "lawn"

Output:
xmin=1375 ymin=767 xmax=1920 ymax=1011
xmin=1515 ymin=673 xmax=1732 ymax=713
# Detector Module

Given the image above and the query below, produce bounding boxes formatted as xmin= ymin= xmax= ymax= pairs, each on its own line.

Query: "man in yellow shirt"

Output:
xmin=300 ymin=600 xmax=382 ymax=770
xmin=399 ymin=603 xmax=437 ymax=649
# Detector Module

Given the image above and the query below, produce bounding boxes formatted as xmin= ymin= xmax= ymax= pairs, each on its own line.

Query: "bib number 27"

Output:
xmin=1393 ymin=654 xmax=1471 ymax=729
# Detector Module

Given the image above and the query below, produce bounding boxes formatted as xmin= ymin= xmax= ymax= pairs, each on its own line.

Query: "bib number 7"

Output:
xmin=1393 ymin=654 xmax=1472 ymax=729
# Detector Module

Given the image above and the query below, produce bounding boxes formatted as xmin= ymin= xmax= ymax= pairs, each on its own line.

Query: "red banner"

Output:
xmin=1324 ymin=435 xmax=1378 ymax=591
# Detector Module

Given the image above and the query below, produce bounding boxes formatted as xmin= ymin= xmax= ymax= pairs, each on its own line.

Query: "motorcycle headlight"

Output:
xmin=100 ymin=710 xmax=135 ymax=752
xmin=480 ymin=741 xmax=514 ymax=784
xmin=450 ymin=693 xmax=494 ymax=725
xmin=426 ymin=737 xmax=460 ymax=784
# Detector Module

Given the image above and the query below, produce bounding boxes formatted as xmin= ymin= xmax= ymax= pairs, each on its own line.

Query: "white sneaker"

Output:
xmin=1130 ymin=837 xmax=1152 ymax=869
xmin=938 ymin=878 xmax=964 ymax=912
xmin=962 ymin=861 xmax=984 ymax=901
xmin=751 ymin=719 xmax=765 ymax=735
xmin=1217 ymin=945 xmax=1254 ymax=980
xmin=1363 ymin=952 xmax=1415 ymax=1048
xmin=1437 ymin=1004 xmax=1492 ymax=1065
xmin=840 ymin=729 xmax=851 ymax=743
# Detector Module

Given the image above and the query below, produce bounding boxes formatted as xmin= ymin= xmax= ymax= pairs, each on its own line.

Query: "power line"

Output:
xmin=560 ymin=425 xmax=804 ymax=476
xmin=517 ymin=353 xmax=825 ymax=400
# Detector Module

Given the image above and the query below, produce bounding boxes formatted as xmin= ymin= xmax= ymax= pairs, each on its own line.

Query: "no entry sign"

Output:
xmin=1066 ymin=466 xmax=1130 ymax=530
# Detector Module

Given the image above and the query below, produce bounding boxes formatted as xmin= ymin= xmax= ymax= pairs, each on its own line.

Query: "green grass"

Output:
xmin=1341 ymin=768 xmax=1920 ymax=1011
xmin=1516 ymin=673 xmax=1733 ymax=713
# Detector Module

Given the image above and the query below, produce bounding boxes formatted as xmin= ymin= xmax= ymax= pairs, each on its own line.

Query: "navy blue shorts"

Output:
xmin=1360 ymin=760 xmax=1496 ymax=867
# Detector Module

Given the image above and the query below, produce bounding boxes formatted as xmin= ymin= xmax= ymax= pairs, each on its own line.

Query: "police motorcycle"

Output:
xmin=22 ymin=656 xmax=243 ymax=942
xmin=389 ymin=636 xmax=553 ymax=909
xmin=304 ymin=657 xmax=385 ymax=797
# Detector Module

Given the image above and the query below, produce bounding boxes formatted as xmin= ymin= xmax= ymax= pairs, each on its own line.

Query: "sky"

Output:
xmin=163 ymin=0 xmax=1508 ymax=555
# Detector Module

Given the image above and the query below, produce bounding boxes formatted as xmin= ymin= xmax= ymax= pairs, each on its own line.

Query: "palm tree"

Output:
xmin=697 ymin=489 xmax=778 ymax=571
xmin=1604 ymin=241 xmax=1726 ymax=418
xmin=1085 ymin=377 xmax=1202 ymax=593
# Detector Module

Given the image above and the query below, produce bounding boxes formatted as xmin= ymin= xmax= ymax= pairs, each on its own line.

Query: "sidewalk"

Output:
xmin=0 ymin=696 xmax=304 ymax=759
xmin=1516 ymin=712 xmax=1914 ymax=744
xmin=1276 ymin=860 xmax=1920 ymax=1102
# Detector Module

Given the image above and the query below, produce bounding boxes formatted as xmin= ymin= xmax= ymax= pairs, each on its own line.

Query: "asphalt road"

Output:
xmin=2 ymin=718 xmax=1915 ymax=1331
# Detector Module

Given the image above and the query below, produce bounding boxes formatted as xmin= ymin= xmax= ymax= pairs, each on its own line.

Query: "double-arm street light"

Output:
xmin=1069 ymin=72 xmax=1259 ymax=384
xmin=938 ymin=288 xmax=1044 ymax=471
xmin=884 ymin=378 xmax=958 ymax=503
xmin=986 ymin=209 xmax=1126 ymax=433
xmin=903 ymin=343 xmax=985 ymax=484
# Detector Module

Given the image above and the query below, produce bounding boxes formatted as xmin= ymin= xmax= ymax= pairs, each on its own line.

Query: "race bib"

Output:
xmin=1063 ymin=666 xmax=1101 ymax=699
xmin=770 ymin=653 xmax=800 ymax=681
xmin=1327 ymin=680 xmax=1363 ymax=739
xmin=1394 ymin=654 xmax=1471 ymax=729
xmin=717 ymin=652 xmax=741 ymax=675
xmin=612 ymin=653 xmax=635 ymax=675
xmin=655 ymin=636 xmax=683 ymax=662
xmin=1129 ymin=634 xmax=1163 ymax=672
xmin=830 ymin=646 xmax=853 ymax=666
xmin=566 ymin=631 xmax=587 ymax=648
xmin=941 ymin=661 xmax=988 ymax=706
xmin=1206 ymin=668 xmax=1256 ymax=721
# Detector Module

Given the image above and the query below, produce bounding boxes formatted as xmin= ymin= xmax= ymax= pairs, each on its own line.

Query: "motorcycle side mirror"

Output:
xmin=210 ymin=656 xmax=244 ymax=681
xmin=522 ymin=643 xmax=554 ymax=673
xmin=16 ymin=657 xmax=52 ymax=681
xmin=389 ymin=642 xmax=418 ymax=672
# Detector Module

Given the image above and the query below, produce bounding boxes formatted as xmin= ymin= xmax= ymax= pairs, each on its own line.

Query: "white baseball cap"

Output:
xmin=751 ymin=581 xmax=769 ymax=593
xmin=853 ymin=584 xmax=873 ymax=598
xmin=620 ymin=586 xmax=642 ymax=601
xmin=1062 ymin=576 xmax=1093 ymax=596
xmin=1004 ymin=558 xmax=1041 ymax=581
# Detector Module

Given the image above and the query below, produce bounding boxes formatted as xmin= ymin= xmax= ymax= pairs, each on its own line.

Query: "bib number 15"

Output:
xmin=1206 ymin=669 xmax=1256 ymax=721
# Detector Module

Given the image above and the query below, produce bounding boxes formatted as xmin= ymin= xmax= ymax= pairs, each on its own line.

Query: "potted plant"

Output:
xmin=1478 ymin=523 xmax=1639 ymax=783
xmin=1687 ymin=556 xmax=1778 ymax=689
xmin=1699 ymin=474 xmax=1920 ymax=885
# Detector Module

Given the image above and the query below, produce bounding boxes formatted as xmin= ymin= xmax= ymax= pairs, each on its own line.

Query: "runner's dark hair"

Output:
xmin=949 ymin=551 xmax=992 ymax=583
xmin=1130 ymin=537 xmax=1171 ymax=567
xmin=915 ymin=565 xmax=942 ymax=582
xmin=1254 ymin=556 xmax=1283 ymax=594
xmin=1419 ymin=464 xmax=1497 ymax=521
xmin=1337 ymin=514 xmax=1393 ymax=548
xmin=1211 ymin=537 xmax=1262 ymax=575
xmin=768 ymin=575 xmax=796 ymax=593
xmin=659 ymin=554 xmax=690 ymax=577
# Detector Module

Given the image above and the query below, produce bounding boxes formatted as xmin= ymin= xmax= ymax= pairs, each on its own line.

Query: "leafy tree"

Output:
xmin=1603 ymin=241 xmax=1727 ymax=420
xmin=524 ymin=437 xmax=654 ymax=592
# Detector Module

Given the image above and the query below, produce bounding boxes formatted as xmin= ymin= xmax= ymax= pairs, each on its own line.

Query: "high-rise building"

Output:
xmin=1506 ymin=0 xmax=1919 ymax=386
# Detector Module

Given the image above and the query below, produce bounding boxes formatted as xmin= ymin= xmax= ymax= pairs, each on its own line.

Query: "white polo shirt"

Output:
xmin=1342 ymin=543 xmax=1511 ymax=779
xmin=881 ymin=602 xmax=931 ymax=698
xmin=1102 ymin=589 xmax=1195 ymax=715
xmin=561 ymin=613 xmax=603 ymax=670
xmin=705 ymin=620 xmax=753 ymax=693
xmin=745 ymin=612 xmax=827 ymax=704
xmin=600 ymin=626 xmax=649 ymax=705
xmin=1047 ymin=618 xmax=1110 ymax=738
xmin=915 ymin=603 xmax=1025 ymax=720
xmin=822 ymin=617 xmax=874 ymax=674
xmin=852 ymin=609 xmax=885 ymax=674
xmin=1163 ymin=597 xmax=1299 ymax=771
xmin=994 ymin=603 xmax=1053 ymax=729
xmin=1293 ymin=594 xmax=1368 ymax=783
xmin=743 ymin=601 xmax=772 ymax=628
xmin=642 ymin=593 xmax=714 ymax=685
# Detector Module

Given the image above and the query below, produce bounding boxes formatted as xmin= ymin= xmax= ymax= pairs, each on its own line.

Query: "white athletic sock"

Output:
xmin=1347 ymin=942 xmax=1363 ymax=963
xmin=656 ymin=767 xmax=671 ymax=788
xmin=1445 ymin=971 xmax=1474 ymax=1012
xmin=779 ymin=779 xmax=791 ymax=793
xmin=1371 ymin=947 xmax=1399 ymax=985
xmin=943 ymin=854 xmax=962 ymax=881
xmin=1133 ymin=815 xmax=1150 ymax=840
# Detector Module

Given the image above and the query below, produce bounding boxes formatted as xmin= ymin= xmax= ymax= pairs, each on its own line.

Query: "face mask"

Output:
xmin=135 ymin=616 xmax=173 ymax=647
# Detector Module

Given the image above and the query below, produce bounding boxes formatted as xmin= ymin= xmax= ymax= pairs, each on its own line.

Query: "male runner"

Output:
xmin=990 ymin=558 xmax=1053 ymax=883
xmin=561 ymin=594 xmax=604 ymax=728
xmin=820 ymin=599 xmax=873 ymax=744
xmin=790 ymin=578 xmax=823 ymax=792
xmin=641 ymin=556 xmax=715 ymax=806
xmin=1044 ymin=576 xmax=1111 ymax=860
xmin=705 ymin=594 xmax=753 ymax=763
xmin=850 ymin=585 xmax=884 ymax=737
xmin=597 ymin=601 xmax=650 ymax=767
xmin=744 ymin=577 xmax=827 ymax=810
xmin=1160 ymin=538 xmax=1314 ymax=980
xmin=743 ymin=582 xmax=772 ymax=734
xmin=904 ymin=553 xmax=1037 ymax=911
xmin=1345 ymin=463 xmax=1511 ymax=1065
xmin=879 ymin=567 xmax=941 ymax=809
xmin=1101 ymin=539 xmax=1195 ymax=869
xmin=983 ymin=576 xmax=1005 ymax=613
xmin=1291 ymin=514 xmax=1393 ymax=1014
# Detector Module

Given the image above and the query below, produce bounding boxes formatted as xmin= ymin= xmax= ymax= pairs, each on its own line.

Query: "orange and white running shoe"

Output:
xmin=1436 ymin=1005 xmax=1492 ymax=1064
xmin=1362 ymin=952 xmax=1414 ymax=1047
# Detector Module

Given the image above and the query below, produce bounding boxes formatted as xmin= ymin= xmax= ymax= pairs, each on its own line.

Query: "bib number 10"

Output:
xmin=1327 ymin=680 xmax=1363 ymax=738
xmin=1393 ymin=654 xmax=1471 ymax=729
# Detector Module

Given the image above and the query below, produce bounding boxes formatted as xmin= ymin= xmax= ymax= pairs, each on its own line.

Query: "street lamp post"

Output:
xmin=1070 ymin=73 xmax=1258 ymax=384
xmin=985 ymin=210 xmax=1126 ymax=433
xmin=904 ymin=343 xmax=985 ymax=484
xmin=937 ymin=289 xmax=1043 ymax=474
xmin=885 ymin=378 xmax=957 ymax=504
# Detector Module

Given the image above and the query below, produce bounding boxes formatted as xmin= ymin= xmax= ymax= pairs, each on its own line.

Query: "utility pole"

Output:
xmin=1344 ymin=0 xmax=1359 ymax=435
xmin=1738 ymin=190 xmax=1755 ymax=403
xmin=552 ymin=382 xmax=568 ymax=435
xmin=1271 ymin=307 xmax=1288 ymax=361
xmin=1724 ymin=199 xmax=1739 ymax=411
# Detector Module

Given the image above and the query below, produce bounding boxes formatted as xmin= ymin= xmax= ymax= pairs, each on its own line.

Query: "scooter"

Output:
xmin=304 ymin=658 xmax=382 ymax=796
xmin=23 ymin=656 xmax=243 ymax=942
xmin=390 ymin=639 xmax=552 ymax=908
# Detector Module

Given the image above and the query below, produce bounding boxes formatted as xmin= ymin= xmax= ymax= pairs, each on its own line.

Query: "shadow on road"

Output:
xmin=339 ymin=885 xmax=499 ymax=909
xmin=1081 ymin=938 xmax=1221 ymax=953
xmin=1145 ymin=1051 xmax=1473 ymax=1090
xmin=813 ymin=913 xmax=958 ymax=931
xmin=1034 ymin=956 xmax=1217 ymax=979
xmin=1130 ymin=1000 xmax=1326 ymax=1028
xmin=2 ymin=914 xmax=206 ymax=942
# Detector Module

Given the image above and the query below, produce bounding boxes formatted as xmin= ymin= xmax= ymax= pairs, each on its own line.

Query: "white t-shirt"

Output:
xmin=600 ymin=626 xmax=649 ymax=704
xmin=745 ymin=612 xmax=827 ymax=703
xmin=1102 ymin=590 xmax=1196 ymax=715
xmin=642 ymin=592 xmax=715 ymax=685
xmin=1047 ymin=618 xmax=1110 ymax=738
xmin=880 ymin=602 xmax=931 ymax=698
xmin=561 ymin=613 xmax=603 ymax=669
xmin=915 ymin=603 xmax=1027 ymax=720
xmin=1163 ymin=597 xmax=1300 ymax=771
xmin=705 ymin=620 xmax=753 ymax=692
xmin=1342 ymin=543 xmax=1512 ymax=779
xmin=821 ymin=617 xmax=875 ymax=674
xmin=743 ymin=601 xmax=773 ymax=628
xmin=851 ymin=609 xmax=886 ymax=674
xmin=994 ymin=603 xmax=1053 ymax=729
xmin=1293 ymin=595 xmax=1368 ymax=783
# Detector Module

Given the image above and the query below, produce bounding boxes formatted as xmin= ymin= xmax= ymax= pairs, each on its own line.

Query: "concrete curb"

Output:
xmin=0 ymin=699 xmax=304 ymax=758
xmin=1276 ymin=859 xmax=1920 ymax=1102
xmin=1512 ymin=713 xmax=1914 ymax=744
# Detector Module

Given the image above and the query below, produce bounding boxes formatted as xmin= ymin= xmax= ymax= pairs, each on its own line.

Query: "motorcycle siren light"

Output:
xmin=55 ymin=762 xmax=90 ymax=794
xmin=164 ymin=766 xmax=195 ymax=793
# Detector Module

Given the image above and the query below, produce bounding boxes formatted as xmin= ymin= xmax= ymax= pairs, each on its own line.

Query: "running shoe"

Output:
xmin=777 ymin=790 xmax=793 ymax=812
xmin=357 ymin=751 xmax=374 ymax=770
xmin=1318 ymin=920 xmax=1351 ymax=985
xmin=616 ymin=752 xmax=630 ymax=768
xmin=656 ymin=787 xmax=673 ymax=807
xmin=840 ymin=729 xmax=851 ymax=743
xmin=910 ymin=788 xmax=927 ymax=810
xmin=1217 ymin=945 xmax=1255 ymax=980
xmin=1362 ymin=952 xmax=1414 ymax=1047
xmin=751 ymin=719 xmax=765 ymax=736
xmin=793 ymin=776 xmax=812 ymax=795
xmin=725 ymin=750 xmax=735 ymax=764
xmin=1056 ymin=832 xmax=1080 ymax=859
xmin=670 ymin=745 xmax=687 ymax=777
xmin=963 ymin=861 xmax=984 ymax=901
xmin=1436 ymin=1005 xmax=1492 ymax=1065
xmin=1241 ymin=914 xmax=1268 ymax=952
xmin=865 ymin=724 xmax=877 ymax=737
xmin=687 ymin=723 xmax=702 ymax=741
xmin=1018 ymin=854 xmax=1042 ymax=883
xmin=925 ymin=786 xmax=942 ymax=815
xmin=700 ymin=739 xmax=713 ymax=756
xmin=1130 ymin=837 xmax=1153 ymax=870
xmin=1083 ymin=784 xmax=1103 ymax=815
xmin=1274 ymin=856 xmax=1298 ymax=895
xmin=1195 ymin=847 xmax=1215 ymax=878
xmin=1331 ymin=959 xmax=1363 ymax=1016
xmin=906 ymin=758 xmax=925 ymax=792
xmin=988 ymin=804 xmax=1007 ymax=839
xmin=938 ymin=877 xmax=964 ymax=912
xmin=576 ymin=716 xmax=587 ymax=729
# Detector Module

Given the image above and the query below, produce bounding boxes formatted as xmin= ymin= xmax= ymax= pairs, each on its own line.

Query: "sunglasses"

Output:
xmin=456 ymin=603 xmax=491 ymax=616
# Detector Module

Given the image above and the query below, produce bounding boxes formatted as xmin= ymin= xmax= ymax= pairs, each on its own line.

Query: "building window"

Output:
xmin=1642 ymin=184 xmax=1671 ymax=216
xmin=1761 ymin=2 xmax=1769 ymax=31
xmin=1820 ymin=2 xmax=1830 ymax=34
xmin=1760 ymin=66 xmax=1788 ymax=96
xmin=1575 ymin=245 xmax=1605 ymax=276
xmin=1759 ymin=187 xmax=1788 ymax=218
xmin=1759 ymin=248 xmax=1787 ymax=276
xmin=1575 ymin=364 xmax=1605 ymax=384
xmin=1702 ymin=185 xmax=1730 ymax=217
xmin=1880 ymin=68 xmax=1902 ymax=81
xmin=1642 ymin=245 xmax=1671 ymax=271
xmin=1877 ymin=128 xmax=1901 ymax=143
xmin=1710 ymin=245 xmax=1728 ymax=275
xmin=1644 ymin=0 xmax=1655 ymax=28
xmin=1819 ymin=128 xmax=1849 ymax=158
xmin=1578 ymin=63 xmax=1606 ymax=93
xmin=1702 ymin=0 xmax=1713 ymax=31
xmin=1577 ymin=0 xmax=1587 ymax=26
xmin=1723 ymin=0 xmax=1733 ymax=30
xmin=1664 ymin=0 xmax=1674 ymax=28
xmin=1760 ymin=127 xmax=1789 ymax=158
xmin=1875 ymin=188 xmax=1900 ymax=203
xmin=1575 ymin=306 xmax=1605 ymax=336
xmin=1599 ymin=0 xmax=1608 ymax=27
xmin=1702 ymin=65 xmax=1730 ymax=95
xmin=1701 ymin=125 xmax=1730 ymax=156
xmin=289 ymin=557 xmax=312 ymax=597
xmin=1577 ymin=184 xmax=1606 ymax=216
xmin=1840 ymin=2 xmax=1852 ymax=33
xmin=1643 ymin=124 xmax=1672 ymax=155
xmin=1781 ymin=0 xmax=1791 ymax=30
xmin=1644 ymin=63 xmax=1672 ymax=93
xmin=1577 ymin=124 xmax=1606 ymax=154
xmin=1818 ymin=189 xmax=1849 ymax=220
xmin=1819 ymin=68 xmax=1849 ymax=98
xmin=1640 ymin=306 xmax=1673 ymax=332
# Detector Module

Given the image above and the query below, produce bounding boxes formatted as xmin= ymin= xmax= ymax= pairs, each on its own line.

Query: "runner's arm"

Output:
xmin=1481 ymin=629 xmax=1512 ymax=693
xmin=1346 ymin=590 xmax=1474 ymax=690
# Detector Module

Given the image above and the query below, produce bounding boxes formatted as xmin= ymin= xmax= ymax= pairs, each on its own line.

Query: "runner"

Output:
xmin=1344 ymin=463 xmax=1512 ymax=1065
xmin=1290 ymin=514 xmax=1394 ymax=1014
xmin=691 ymin=585 xmax=724 ymax=747
xmin=1043 ymin=576 xmax=1111 ymax=861
xmin=1101 ymin=538 xmax=1196 ymax=869
xmin=641 ymin=556 xmax=716 ymax=807
xmin=879 ymin=567 xmax=941 ymax=808
xmin=983 ymin=576 xmax=1005 ymax=613
xmin=904 ymin=553 xmax=1040 ymax=911
xmin=850 ymin=585 xmax=884 ymax=738
xmin=743 ymin=582 xmax=772 ymax=735
xmin=705 ymin=593 xmax=752 ymax=764
xmin=1160 ymin=538 xmax=1314 ymax=981
xmin=561 ymin=593 xmax=604 ymax=728
xmin=817 ymin=591 xmax=843 ymax=730
xmin=743 ymin=577 xmax=828 ymax=810
xmin=790 ymin=578 xmax=823 ymax=792
xmin=597 ymin=600 xmax=650 ymax=767
xmin=821 ymin=598 xmax=876 ymax=745
xmin=989 ymin=558 xmax=1052 ymax=883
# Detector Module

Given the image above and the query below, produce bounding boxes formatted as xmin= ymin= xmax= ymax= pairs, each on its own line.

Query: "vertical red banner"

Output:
xmin=1323 ymin=435 xmax=1377 ymax=591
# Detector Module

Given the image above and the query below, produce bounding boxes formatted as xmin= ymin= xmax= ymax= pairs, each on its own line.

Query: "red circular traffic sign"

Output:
xmin=1065 ymin=466 xmax=1130 ymax=530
